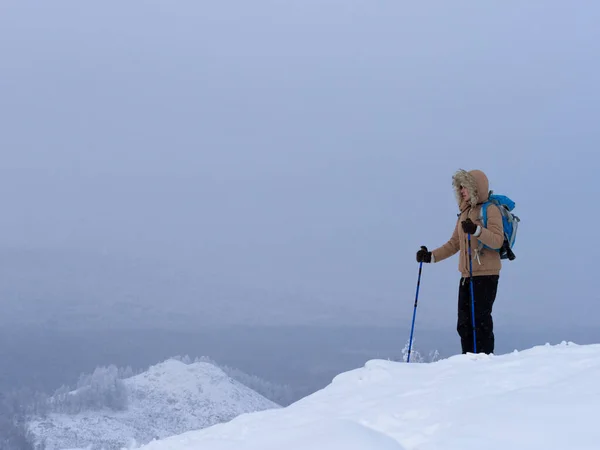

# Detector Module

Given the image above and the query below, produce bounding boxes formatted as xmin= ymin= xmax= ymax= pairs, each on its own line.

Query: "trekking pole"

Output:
xmin=467 ymin=234 xmax=477 ymax=353
xmin=407 ymin=246 xmax=426 ymax=362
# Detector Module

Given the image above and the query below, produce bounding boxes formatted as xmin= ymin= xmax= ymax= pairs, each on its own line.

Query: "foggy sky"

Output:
xmin=1 ymin=1 xmax=599 ymax=334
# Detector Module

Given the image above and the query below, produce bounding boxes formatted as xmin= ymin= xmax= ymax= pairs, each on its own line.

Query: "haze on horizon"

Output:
xmin=1 ymin=1 xmax=599 ymax=337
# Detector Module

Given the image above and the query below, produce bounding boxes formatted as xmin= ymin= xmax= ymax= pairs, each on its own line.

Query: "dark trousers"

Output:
xmin=457 ymin=275 xmax=499 ymax=354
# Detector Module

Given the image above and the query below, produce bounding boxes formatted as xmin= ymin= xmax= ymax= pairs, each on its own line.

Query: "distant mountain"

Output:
xmin=28 ymin=359 xmax=279 ymax=450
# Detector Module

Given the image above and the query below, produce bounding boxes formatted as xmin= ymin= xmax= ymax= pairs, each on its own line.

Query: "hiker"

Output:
xmin=416 ymin=169 xmax=505 ymax=355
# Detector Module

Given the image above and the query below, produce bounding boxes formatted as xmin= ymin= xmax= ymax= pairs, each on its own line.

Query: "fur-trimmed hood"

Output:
xmin=452 ymin=169 xmax=490 ymax=210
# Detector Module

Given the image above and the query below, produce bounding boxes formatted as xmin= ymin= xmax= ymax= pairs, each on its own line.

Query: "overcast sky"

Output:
xmin=1 ymin=1 xmax=599 ymax=333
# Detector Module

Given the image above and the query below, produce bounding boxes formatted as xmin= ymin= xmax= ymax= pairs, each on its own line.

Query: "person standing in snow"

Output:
xmin=416 ymin=169 xmax=504 ymax=355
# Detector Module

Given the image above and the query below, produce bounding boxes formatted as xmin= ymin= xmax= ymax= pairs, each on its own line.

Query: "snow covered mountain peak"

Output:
xmin=29 ymin=358 xmax=279 ymax=450
xmin=131 ymin=359 xmax=253 ymax=401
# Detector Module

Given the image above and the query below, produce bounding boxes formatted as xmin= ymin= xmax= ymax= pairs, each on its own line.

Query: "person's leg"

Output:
xmin=472 ymin=275 xmax=499 ymax=354
xmin=456 ymin=278 xmax=473 ymax=354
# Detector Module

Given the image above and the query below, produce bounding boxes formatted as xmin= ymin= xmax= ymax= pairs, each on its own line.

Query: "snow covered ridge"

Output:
xmin=139 ymin=342 xmax=600 ymax=450
xmin=29 ymin=359 xmax=279 ymax=450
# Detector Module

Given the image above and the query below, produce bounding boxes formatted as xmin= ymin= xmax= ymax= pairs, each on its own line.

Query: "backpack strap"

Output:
xmin=479 ymin=201 xmax=491 ymax=228
xmin=477 ymin=201 xmax=492 ymax=253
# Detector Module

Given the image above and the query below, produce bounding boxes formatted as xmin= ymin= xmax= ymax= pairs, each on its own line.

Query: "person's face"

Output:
xmin=460 ymin=185 xmax=470 ymax=202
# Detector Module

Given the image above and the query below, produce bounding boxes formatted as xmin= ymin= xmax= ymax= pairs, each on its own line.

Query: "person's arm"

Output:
xmin=431 ymin=220 xmax=460 ymax=263
xmin=475 ymin=205 xmax=504 ymax=250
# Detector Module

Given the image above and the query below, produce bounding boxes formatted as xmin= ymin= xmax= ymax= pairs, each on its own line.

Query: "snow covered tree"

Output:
xmin=52 ymin=365 xmax=128 ymax=413
xmin=400 ymin=340 xmax=440 ymax=363
xmin=118 ymin=365 xmax=135 ymax=379
xmin=0 ymin=390 xmax=44 ymax=450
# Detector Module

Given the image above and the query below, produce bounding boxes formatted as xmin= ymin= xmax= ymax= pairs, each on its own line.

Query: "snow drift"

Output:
xmin=139 ymin=342 xmax=600 ymax=450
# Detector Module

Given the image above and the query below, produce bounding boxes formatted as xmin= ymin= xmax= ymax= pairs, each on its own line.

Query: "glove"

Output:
xmin=461 ymin=218 xmax=478 ymax=235
xmin=416 ymin=246 xmax=432 ymax=263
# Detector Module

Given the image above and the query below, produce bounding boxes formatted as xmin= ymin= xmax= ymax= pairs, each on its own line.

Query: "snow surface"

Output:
xmin=29 ymin=359 xmax=279 ymax=450
xmin=139 ymin=342 xmax=600 ymax=450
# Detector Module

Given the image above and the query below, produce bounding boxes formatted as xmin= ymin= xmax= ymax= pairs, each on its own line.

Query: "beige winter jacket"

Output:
xmin=432 ymin=169 xmax=505 ymax=278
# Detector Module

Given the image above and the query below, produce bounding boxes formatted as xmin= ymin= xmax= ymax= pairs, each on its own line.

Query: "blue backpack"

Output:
xmin=478 ymin=192 xmax=520 ymax=260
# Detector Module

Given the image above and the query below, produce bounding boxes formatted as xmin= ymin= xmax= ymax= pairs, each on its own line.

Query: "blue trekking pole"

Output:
xmin=467 ymin=234 xmax=477 ymax=353
xmin=407 ymin=246 xmax=426 ymax=362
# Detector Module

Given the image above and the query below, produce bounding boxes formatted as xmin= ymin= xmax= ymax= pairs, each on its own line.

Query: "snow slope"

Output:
xmin=29 ymin=359 xmax=279 ymax=450
xmin=139 ymin=342 xmax=600 ymax=450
